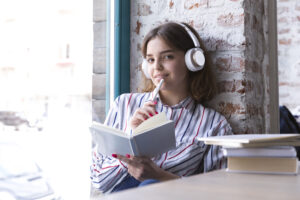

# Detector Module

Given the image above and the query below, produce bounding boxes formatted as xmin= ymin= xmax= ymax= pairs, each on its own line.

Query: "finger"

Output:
xmin=135 ymin=109 xmax=150 ymax=120
xmin=116 ymin=154 xmax=136 ymax=166
xmin=142 ymin=105 xmax=157 ymax=117
xmin=144 ymin=101 xmax=157 ymax=107
xmin=131 ymin=156 xmax=151 ymax=164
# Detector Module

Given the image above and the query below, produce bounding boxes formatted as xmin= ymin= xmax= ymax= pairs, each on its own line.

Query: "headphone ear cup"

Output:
xmin=185 ymin=48 xmax=205 ymax=72
xmin=142 ymin=59 xmax=151 ymax=79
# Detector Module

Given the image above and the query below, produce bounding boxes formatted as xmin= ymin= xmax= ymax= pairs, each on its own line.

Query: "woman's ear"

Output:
xmin=142 ymin=59 xmax=151 ymax=79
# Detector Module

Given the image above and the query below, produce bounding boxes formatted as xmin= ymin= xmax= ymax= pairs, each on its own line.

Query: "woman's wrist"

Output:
xmin=156 ymin=169 xmax=180 ymax=181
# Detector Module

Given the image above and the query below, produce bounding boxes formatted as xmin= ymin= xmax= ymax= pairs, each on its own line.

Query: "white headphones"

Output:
xmin=142 ymin=22 xmax=205 ymax=79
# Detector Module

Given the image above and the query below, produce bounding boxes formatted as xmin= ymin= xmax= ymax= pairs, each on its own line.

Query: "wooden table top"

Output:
xmin=101 ymin=168 xmax=300 ymax=200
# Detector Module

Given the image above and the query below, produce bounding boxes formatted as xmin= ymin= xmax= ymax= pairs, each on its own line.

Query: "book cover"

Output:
xmin=90 ymin=113 xmax=176 ymax=157
xmin=227 ymin=157 xmax=299 ymax=175
xmin=198 ymin=134 xmax=300 ymax=148
xmin=222 ymin=146 xmax=297 ymax=157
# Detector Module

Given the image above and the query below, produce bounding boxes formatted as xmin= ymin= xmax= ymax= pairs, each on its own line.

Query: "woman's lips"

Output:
xmin=154 ymin=74 xmax=167 ymax=79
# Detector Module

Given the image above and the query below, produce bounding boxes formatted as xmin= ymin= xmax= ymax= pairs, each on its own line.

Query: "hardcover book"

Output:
xmin=222 ymin=146 xmax=297 ymax=157
xmin=90 ymin=113 xmax=176 ymax=157
xmin=227 ymin=156 xmax=298 ymax=175
xmin=198 ymin=134 xmax=300 ymax=148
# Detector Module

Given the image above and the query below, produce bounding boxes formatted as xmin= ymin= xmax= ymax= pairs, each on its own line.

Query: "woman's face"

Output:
xmin=145 ymin=37 xmax=189 ymax=92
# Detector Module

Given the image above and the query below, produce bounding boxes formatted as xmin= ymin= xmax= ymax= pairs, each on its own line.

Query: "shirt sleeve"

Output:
xmin=90 ymin=96 xmax=129 ymax=193
xmin=203 ymin=115 xmax=233 ymax=172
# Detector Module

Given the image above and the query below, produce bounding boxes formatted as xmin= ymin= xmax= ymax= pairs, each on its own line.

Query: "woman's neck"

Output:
xmin=159 ymin=90 xmax=189 ymax=106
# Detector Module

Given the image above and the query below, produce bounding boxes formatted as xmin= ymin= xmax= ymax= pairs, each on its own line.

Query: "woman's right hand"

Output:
xmin=130 ymin=101 xmax=158 ymax=129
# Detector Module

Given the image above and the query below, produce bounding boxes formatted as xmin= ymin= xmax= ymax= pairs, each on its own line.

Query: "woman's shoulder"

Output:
xmin=195 ymin=103 xmax=228 ymax=123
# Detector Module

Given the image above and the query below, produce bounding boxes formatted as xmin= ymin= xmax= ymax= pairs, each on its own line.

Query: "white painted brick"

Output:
xmin=93 ymin=47 xmax=106 ymax=74
xmin=93 ymin=0 xmax=106 ymax=22
xmin=92 ymin=99 xmax=106 ymax=123
xmin=92 ymin=74 xmax=106 ymax=100
xmin=129 ymin=0 xmax=276 ymax=134
xmin=94 ymin=22 xmax=106 ymax=48
xmin=278 ymin=0 xmax=300 ymax=111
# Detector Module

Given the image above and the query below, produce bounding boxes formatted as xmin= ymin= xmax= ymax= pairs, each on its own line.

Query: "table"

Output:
xmin=101 ymin=169 xmax=300 ymax=200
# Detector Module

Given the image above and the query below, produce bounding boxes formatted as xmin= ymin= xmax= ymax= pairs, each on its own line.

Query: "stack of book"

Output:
xmin=198 ymin=134 xmax=300 ymax=175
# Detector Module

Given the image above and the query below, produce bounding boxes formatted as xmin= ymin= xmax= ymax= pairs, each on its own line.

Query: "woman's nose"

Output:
xmin=154 ymin=59 xmax=163 ymax=70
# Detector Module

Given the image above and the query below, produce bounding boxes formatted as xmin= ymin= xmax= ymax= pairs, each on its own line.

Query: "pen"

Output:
xmin=152 ymin=79 xmax=164 ymax=101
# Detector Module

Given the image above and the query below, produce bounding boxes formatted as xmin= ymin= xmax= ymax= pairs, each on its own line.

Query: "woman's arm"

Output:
xmin=115 ymin=154 xmax=180 ymax=181
xmin=90 ymin=151 xmax=128 ymax=193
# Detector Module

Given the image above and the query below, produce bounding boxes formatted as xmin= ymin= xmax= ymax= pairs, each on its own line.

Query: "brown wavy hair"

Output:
xmin=140 ymin=22 xmax=216 ymax=103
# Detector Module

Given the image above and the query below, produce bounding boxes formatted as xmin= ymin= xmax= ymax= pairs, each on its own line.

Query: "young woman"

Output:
xmin=90 ymin=22 xmax=232 ymax=193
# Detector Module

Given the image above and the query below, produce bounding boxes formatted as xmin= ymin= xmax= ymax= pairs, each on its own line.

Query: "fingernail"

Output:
xmin=154 ymin=101 xmax=157 ymax=105
xmin=155 ymin=111 xmax=158 ymax=114
xmin=111 ymin=154 xmax=117 ymax=158
xmin=144 ymin=116 xmax=148 ymax=120
xmin=149 ymin=113 xmax=153 ymax=117
xmin=126 ymin=154 xmax=131 ymax=158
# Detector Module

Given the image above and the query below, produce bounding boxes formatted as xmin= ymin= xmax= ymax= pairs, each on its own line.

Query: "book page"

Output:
xmin=92 ymin=122 xmax=126 ymax=137
xmin=198 ymin=134 xmax=300 ymax=144
xmin=133 ymin=112 xmax=168 ymax=135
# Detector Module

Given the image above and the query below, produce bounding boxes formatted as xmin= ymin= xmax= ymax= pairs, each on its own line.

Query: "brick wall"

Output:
xmin=92 ymin=0 xmax=106 ymax=123
xmin=130 ymin=0 xmax=279 ymax=134
xmin=277 ymin=0 xmax=300 ymax=111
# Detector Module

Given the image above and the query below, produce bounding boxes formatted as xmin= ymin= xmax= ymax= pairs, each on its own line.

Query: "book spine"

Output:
xmin=129 ymin=137 xmax=140 ymax=156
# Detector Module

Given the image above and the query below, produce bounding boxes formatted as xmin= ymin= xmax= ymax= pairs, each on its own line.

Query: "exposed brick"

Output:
xmin=278 ymin=28 xmax=290 ymax=34
xmin=278 ymin=38 xmax=292 ymax=45
xmin=135 ymin=20 xmax=142 ymax=35
xmin=188 ymin=20 xmax=204 ymax=29
xmin=279 ymin=82 xmax=300 ymax=87
xmin=137 ymin=3 xmax=152 ymax=16
xmin=217 ymin=80 xmax=252 ymax=94
xmin=215 ymin=56 xmax=245 ymax=72
xmin=169 ymin=0 xmax=174 ymax=9
xmin=278 ymin=17 xmax=289 ymax=23
xmin=184 ymin=0 xmax=208 ymax=10
xmin=137 ymin=43 xmax=141 ymax=52
xmin=204 ymin=37 xmax=245 ymax=51
xmin=218 ymin=102 xmax=245 ymax=115
xmin=217 ymin=13 xmax=244 ymax=27
xmin=277 ymin=6 xmax=289 ymax=15
xmin=128 ymin=0 xmax=279 ymax=134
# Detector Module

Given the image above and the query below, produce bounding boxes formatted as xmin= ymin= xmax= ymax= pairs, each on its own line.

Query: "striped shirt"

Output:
xmin=90 ymin=92 xmax=232 ymax=193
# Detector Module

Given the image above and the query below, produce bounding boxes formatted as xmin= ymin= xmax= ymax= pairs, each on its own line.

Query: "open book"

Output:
xmin=197 ymin=134 xmax=300 ymax=148
xmin=90 ymin=113 xmax=176 ymax=157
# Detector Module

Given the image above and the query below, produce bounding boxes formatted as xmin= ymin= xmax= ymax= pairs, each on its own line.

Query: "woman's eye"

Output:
xmin=147 ymin=58 xmax=154 ymax=63
xmin=164 ymin=55 xmax=174 ymax=60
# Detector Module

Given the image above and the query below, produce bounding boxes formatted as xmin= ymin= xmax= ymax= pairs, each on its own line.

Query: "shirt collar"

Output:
xmin=148 ymin=91 xmax=194 ymax=109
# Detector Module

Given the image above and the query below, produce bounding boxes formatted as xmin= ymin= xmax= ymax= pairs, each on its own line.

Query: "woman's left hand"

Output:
xmin=115 ymin=154 xmax=179 ymax=182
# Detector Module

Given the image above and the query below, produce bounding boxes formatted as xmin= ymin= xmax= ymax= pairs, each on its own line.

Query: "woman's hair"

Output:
xmin=140 ymin=22 xmax=216 ymax=103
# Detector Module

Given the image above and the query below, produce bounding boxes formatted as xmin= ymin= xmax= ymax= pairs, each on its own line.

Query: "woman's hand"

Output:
xmin=114 ymin=154 xmax=179 ymax=182
xmin=130 ymin=101 xmax=158 ymax=129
